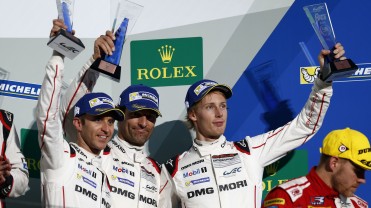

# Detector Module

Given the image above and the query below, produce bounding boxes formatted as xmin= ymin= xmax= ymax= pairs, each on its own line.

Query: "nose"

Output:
xmin=138 ymin=115 xmax=148 ymax=128
xmin=215 ymin=106 xmax=223 ymax=117
xmin=101 ymin=120 xmax=110 ymax=133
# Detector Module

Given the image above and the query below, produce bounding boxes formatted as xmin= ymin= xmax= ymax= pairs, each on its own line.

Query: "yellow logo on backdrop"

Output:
xmin=131 ymin=37 xmax=203 ymax=87
xmin=158 ymin=45 xmax=175 ymax=63
xmin=300 ymin=66 xmax=320 ymax=84
xmin=265 ymin=161 xmax=279 ymax=176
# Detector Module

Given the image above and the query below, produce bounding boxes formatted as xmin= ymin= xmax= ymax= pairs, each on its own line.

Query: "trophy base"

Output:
xmin=90 ymin=58 xmax=121 ymax=81
xmin=47 ymin=29 xmax=85 ymax=60
xmin=322 ymin=59 xmax=358 ymax=82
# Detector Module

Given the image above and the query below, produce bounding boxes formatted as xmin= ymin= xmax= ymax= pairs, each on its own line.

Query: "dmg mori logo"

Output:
xmin=158 ymin=45 xmax=175 ymax=63
xmin=131 ymin=37 xmax=203 ymax=87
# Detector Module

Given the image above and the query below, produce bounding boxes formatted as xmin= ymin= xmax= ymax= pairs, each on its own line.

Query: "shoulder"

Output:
xmin=164 ymin=154 xmax=180 ymax=177
xmin=263 ymin=176 xmax=309 ymax=207
xmin=147 ymin=157 xmax=162 ymax=174
xmin=263 ymin=187 xmax=292 ymax=207
xmin=102 ymin=145 xmax=111 ymax=155
xmin=350 ymin=195 xmax=368 ymax=208
xmin=232 ymin=138 xmax=250 ymax=154
xmin=276 ymin=176 xmax=309 ymax=202
xmin=0 ymin=109 xmax=14 ymax=129
xmin=164 ymin=144 xmax=196 ymax=174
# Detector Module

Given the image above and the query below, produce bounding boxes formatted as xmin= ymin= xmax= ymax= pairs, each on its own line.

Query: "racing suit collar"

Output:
xmin=193 ymin=135 xmax=227 ymax=157
xmin=113 ymin=136 xmax=147 ymax=163
xmin=70 ymin=142 xmax=104 ymax=169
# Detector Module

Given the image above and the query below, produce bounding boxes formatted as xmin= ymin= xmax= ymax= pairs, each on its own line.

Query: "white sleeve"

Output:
xmin=5 ymin=124 xmax=29 ymax=197
xmin=36 ymin=54 xmax=66 ymax=170
xmin=60 ymin=56 xmax=100 ymax=143
xmin=247 ymin=78 xmax=333 ymax=167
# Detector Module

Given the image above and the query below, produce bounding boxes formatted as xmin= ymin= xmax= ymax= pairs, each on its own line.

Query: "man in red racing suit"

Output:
xmin=263 ymin=128 xmax=370 ymax=208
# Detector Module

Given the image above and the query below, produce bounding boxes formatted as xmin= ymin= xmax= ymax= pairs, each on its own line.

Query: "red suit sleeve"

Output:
xmin=262 ymin=187 xmax=294 ymax=208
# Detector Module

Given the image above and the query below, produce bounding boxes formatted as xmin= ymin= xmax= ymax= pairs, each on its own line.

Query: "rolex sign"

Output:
xmin=130 ymin=37 xmax=203 ymax=87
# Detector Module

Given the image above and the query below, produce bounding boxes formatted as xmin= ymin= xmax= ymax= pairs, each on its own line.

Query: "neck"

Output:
xmin=117 ymin=135 xmax=144 ymax=150
xmin=315 ymin=165 xmax=333 ymax=189
xmin=76 ymin=138 xmax=101 ymax=156
xmin=195 ymin=133 xmax=221 ymax=142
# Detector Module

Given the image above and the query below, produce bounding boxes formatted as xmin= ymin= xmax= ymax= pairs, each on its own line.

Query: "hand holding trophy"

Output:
xmin=91 ymin=18 xmax=129 ymax=81
xmin=47 ymin=0 xmax=85 ymax=59
xmin=90 ymin=0 xmax=143 ymax=81
xmin=303 ymin=3 xmax=358 ymax=82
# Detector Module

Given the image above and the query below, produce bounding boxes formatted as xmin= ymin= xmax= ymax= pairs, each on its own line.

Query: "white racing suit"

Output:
xmin=59 ymin=56 xmax=166 ymax=207
xmin=104 ymin=136 xmax=162 ymax=208
xmin=36 ymin=54 xmax=112 ymax=208
xmin=0 ymin=110 xmax=29 ymax=208
xmin=161 ymin=78 xmax=333 ymax=208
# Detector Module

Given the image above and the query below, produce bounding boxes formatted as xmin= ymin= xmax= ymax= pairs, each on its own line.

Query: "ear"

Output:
xmin=188 ymin=109 xmax=197 ymax=122
xmin=328 ymin=156 xmax=340 ymax=172
xmin=73 ymin=117 xmax=83 ymax=132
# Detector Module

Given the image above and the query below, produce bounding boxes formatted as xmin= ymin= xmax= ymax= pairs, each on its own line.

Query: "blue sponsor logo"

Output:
xmin=0 ymin=80 xmax=41 ymax=100
xmin=183 ymin=167 xmax=207 ymax=178
xmin=113 ymin=165 xmax=135 ymax=177
xmin=118 ymin=177 xmax=135 ymax=187
xmin=83 ymin=176 xmax=97 ymax=188
xmin=346 ymin=63 xmax=371 ymax=81
xmin=191 ymin=177 xmax=210 ymax=185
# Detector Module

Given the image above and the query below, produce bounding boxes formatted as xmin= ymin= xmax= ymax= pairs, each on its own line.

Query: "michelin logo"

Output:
xmin=300 ymin=63 xmax=371 ymax=84
xmin=0 ymin=79 xmax=41 ymax=100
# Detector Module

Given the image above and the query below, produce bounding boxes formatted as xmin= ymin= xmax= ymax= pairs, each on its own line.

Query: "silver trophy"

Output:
xmin=90 ymin=0 xmax=143 ymax=81
xmin=303 ymin=3 xmax=357 ymax=81
xmin=47 ymin=0 xmax=85 ymax=59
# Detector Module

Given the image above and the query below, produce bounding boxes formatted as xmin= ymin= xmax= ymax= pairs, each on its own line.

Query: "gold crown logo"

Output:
xmin=265 ymin=161 xmax=279 ymax=176
xmin=158 ymin=45 xmax=175 ymax=63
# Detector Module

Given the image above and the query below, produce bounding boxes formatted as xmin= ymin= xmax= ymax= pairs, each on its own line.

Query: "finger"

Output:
xmin=99 ymin=41 xmax=113 ymax=56
xmin=321 ymin=49 xmax=331 ymax=56
xmin=50 ymin=19 xmax=67 ymax=37
xmin=105 ymin=30 xmax=116 ymax=41
xmin=97 ymin=36 xmax=114 ymax=55
xmin=5 ymin=162 xmax=11 ymax=171
xmin=101 ymin=35 xmax=115 ymax=52
xmin=52 ymin=19 xmax=67 ymax=30
xmin=93 ymin=36 xmax=112 ymax=59
xmin=4 ymin=170 xmax=10 ymax=177
xmin=334 ymin=49 xmax=345 ymax=59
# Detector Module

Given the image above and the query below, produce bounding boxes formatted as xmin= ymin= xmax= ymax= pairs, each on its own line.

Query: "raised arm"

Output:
xmin=248 ymin=43 xmax=345 ymax=167
xmin=60 ymin=30 xmax=116 ymax=142
xmin=36 ymin=21 xmax=67 ymax=169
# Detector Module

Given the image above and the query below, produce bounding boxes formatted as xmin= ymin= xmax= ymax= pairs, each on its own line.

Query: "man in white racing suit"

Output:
xmin=0 ymin=109 xmax=29 ymax=207
xmin=160 ymin=43 xmax=347 ymax=208
xmin=36 ymin=19 xmax=125 ymax=208
xmin=57 ymin=26 xmax=166 ymax=207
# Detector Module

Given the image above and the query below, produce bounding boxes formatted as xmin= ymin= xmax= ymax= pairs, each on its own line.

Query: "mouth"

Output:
xmin=98 ymin=135 xmax=110 ymax=141
xmin=213 ymin=121 xmax=224 ymax=127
